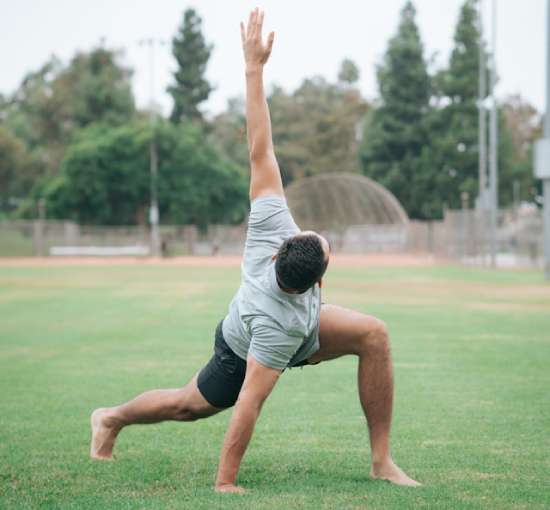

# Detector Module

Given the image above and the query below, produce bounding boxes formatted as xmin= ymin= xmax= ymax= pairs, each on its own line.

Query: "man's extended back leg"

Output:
xmin=90 ymin=374 xmax=223 ymax=460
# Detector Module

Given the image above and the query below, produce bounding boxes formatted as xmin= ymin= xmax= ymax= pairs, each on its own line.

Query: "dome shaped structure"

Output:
xmin=285 ymin=173 xmax=408 ymax=232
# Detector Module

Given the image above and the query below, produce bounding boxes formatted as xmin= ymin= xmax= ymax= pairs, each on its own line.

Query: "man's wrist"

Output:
xmin=245 ymin=64 xmax=264 ymax=76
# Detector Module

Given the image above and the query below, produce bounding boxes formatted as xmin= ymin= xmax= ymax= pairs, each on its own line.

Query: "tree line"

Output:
xmin=0 ymin=0 xmax=542 ymax=226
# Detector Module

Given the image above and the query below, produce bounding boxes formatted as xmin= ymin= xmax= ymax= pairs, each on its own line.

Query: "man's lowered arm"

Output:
xmin=215 ymin=356 xmax=281 ymax=493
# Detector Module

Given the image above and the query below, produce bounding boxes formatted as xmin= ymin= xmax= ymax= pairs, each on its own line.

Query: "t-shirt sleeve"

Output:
xmin=246 ymin=195 xmax=299 ymax=252
xmin=249 ymin=319 xmax=301 ymax=370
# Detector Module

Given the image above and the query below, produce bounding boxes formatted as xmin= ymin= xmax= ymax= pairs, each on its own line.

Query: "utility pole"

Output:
xmin=139 ymin=38 xmax=165 ymax=257
xmin=489 ymin=0 xmax=499 ymax=268
xmin=478 ymin=0 xmax=487 ymax=200
xmin=478 ymin=0 xmax=488 ymax=263
xmin=534 ymin=0 xmax=550 ymax=280
xmin=35 ymin=198 xmax=46 ymax=257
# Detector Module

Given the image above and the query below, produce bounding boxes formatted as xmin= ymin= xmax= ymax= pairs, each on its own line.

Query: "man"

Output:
xmin=90 ymin=9 xmax=420 ymax=493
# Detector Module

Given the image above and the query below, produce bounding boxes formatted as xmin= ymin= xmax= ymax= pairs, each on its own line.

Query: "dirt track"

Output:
xmin=0 ymin=254 xmax=438 ymax=268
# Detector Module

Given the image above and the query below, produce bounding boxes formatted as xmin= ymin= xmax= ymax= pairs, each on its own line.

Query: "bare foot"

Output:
xmin=90 ymin=408 xmax=120 ymax=460
xmin=215 ymin=484 xmax=247 ymax=494
xmin=370 ymin=458 xmax=421 ymax=487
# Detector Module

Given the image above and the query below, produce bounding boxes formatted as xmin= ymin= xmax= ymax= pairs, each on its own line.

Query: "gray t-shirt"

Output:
xmin=222 ymin=195 xmax=321 ymax=370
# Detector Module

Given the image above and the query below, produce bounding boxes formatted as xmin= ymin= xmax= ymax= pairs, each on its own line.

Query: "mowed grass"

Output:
xmin=0 ymin=261 xmax=549 ymax=510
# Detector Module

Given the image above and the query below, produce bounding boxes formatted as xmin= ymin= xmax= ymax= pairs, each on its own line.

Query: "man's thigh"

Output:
xmin=194 ymin=320 xmax=247 ymax=410
xmin=183 ymin=373 xmax=226 ymax=419
xmin=307 ymin=304 xmax=384 ymax=364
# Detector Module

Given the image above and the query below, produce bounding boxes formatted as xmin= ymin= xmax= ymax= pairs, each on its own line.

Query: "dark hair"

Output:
xmin=275 ymin=234 xmax=328 ymax=292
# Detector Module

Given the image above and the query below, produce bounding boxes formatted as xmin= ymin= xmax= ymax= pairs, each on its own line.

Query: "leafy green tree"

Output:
xmin=155 ymin=121 xmax=248 ymax=227
xmin=268 ymin=75 xmax=367 ymax=184
xmin=501 ymin=95 xmax=543 ymax=204
xmin=0 ymin=61 xmax=62 ymax=214
xmin=56 ymin=47 xmax=135 ymax=128
xmin=0 ymin=126 xmax=35 ymax=213
xmin=43 ymin=120 xmax=248 ymax=226
xmin=42 ymin=122 xmax=150 ymax=225
xmin=1 ymin=47 xmax=135 ymax=184
xmin=209 ymin=97 xmax=249 ymax=170
xmin=2 ymin=57 xmax=65 ymax=174
xmin=338 ymin=58 xmax=360 ymax=86
xmin=360 ymin=1 xmax=432 ymax=219
xmin=168 ymin=8 xmax=213 ymax=123
xmin=211 ymin=72 xmax=367 ymax=188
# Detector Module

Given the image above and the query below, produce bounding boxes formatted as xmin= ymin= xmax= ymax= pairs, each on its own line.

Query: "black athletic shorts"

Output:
xmin=197 ymin=320 xmax=312 ymax=409
xmin=197 ymin=321 xmax=248 ymax=408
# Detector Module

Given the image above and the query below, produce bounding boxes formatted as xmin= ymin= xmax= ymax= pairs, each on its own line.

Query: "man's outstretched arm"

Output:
xmin=241 ymin=9 xmax=284 ymax=201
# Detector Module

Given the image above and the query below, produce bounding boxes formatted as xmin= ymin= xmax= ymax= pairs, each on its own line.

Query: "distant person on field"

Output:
xmin=90 ymin=10 xmax=420 ymax=493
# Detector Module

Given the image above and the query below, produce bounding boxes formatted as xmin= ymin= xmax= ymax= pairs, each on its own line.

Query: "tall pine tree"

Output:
xmin=168 ymin=8 xmax=213 ymax=123
xmin=428 ymin=0 xmax=485 ymax=212
xmin=360 ymin=1 xmax=432 ymax=219
xmin=429 ymin=0 xmax=515 ymax=211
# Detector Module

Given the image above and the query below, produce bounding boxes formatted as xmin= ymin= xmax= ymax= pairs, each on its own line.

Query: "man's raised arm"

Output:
xmin=241 ymin=9 xmax=284 ymax=201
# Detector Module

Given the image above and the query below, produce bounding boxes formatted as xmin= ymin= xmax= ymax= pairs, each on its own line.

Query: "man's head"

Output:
xmin=274 ymin=231 xmax=330 ymax=294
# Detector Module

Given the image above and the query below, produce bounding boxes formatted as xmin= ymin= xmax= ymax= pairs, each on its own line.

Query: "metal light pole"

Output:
xmin=139 ymin=38 xmax=165 ymax=257
xmin=478 ymin=0 xmax=488 ymax=263
xmin=478 ymin=0 xmax=487 ymax=200
xmin=534 ymin=0 xmax=550 ymax=280
xmin=543 ymin=169 xmax=550 ymax=281
xmin=489 ymin=0 xmax=499 ymax=268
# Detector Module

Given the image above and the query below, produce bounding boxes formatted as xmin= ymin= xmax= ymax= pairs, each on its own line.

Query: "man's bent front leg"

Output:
xmin=309 ymin=304 xmax=420 ymax=486
xmin=90 ymin=374 xmax=222 ymax=460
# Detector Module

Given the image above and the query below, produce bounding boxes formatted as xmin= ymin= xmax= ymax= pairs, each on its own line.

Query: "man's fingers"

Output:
xmin=266 ymin=31 xmax=275 ymax=55
xmin=252 ymin=8 xmax=260 ymax=37
xmin=246 ymin=9 xmax=256 ymax=37
xmin=256 ymin=10 xmax=264 ymax=39
xmin=240 ymin=21 xmax=245 ymax=44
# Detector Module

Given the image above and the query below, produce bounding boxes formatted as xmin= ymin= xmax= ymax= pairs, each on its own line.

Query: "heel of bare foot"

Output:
xmin=370 ymin=458 xmax=421 ymax=487
xmin=90 ymin=408 xmax=120 ymax=460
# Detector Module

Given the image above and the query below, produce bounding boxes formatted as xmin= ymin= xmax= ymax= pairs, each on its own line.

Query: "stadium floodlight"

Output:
xmin=488 ymin=0 xmax=499 ymax=269
xmin=478 ymin=0 xmax=487 ymax=207
xmin=477 ymin=0 xmax=490 ymax=265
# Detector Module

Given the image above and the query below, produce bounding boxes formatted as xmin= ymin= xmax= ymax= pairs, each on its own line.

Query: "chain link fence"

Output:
xmin=0 ymin=206 xmax=543 ymax=268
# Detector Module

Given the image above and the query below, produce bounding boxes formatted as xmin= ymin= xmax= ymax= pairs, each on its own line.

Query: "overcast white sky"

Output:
xmin=1 ymin=0 xmax=547 ymax=117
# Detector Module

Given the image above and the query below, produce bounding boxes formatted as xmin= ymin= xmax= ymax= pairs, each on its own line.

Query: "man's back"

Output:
xmin=223 ymin=195 xmax=321 ymax=370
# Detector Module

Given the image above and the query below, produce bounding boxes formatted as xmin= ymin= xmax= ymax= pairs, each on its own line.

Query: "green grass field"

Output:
xmin=1 ymin=261 xmax=549 ymax=509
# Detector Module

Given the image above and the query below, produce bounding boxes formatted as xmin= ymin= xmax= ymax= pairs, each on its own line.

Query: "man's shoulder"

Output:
xmin=247 ymin=195 xmax=299 ymax=236
xmin=250 ymin=193 xmax=287 ymax=209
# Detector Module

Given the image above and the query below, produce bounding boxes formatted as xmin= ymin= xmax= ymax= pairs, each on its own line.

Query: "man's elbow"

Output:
xmin=248 ymin=143 xmax=274 ymax=165
xmin=235 ymin=390 xmax=268 ymax=413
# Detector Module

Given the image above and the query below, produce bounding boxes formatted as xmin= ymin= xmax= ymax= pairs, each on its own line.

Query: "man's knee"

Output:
xmin=176 ymin=408 xmax=201 ymax=422
xmin=172 ymin=389 xmax=204 ymax=422
xmin=358 ymin=317 xmax=390 ymax=355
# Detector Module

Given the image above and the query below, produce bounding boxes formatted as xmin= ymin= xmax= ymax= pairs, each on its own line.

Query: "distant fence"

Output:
xmin=0 ymin=206 xmax=543 ymax=268
xmin=437 ymin=207 xmax=543 ymax=268
xmin=0 ymin=221 xmax=246 ymax=257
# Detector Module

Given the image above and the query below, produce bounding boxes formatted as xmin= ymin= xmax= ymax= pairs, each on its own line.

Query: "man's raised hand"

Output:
xmin=240 ymin=8 xmax=274 ymax=70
